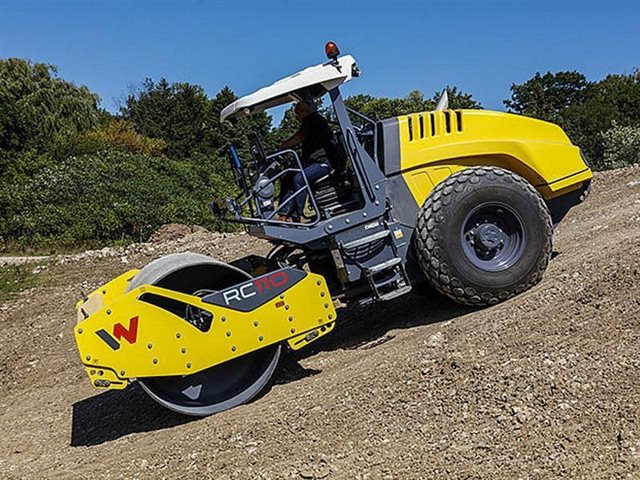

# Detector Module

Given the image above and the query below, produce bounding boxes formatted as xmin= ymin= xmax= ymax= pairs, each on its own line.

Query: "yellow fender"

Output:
xmin=75 ymin=267 xmax=336 ymax=390
xmin=393 ymin=110 xmax=592 ymax=205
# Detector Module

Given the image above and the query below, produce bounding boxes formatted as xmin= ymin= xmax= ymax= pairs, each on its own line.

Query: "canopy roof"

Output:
xmin=220 ymin=55 xmax=358 ymax=122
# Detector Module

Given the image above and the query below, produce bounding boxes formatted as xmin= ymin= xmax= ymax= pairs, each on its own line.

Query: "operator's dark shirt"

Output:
xmin=299 ymin=112 xmax=336 ymax=166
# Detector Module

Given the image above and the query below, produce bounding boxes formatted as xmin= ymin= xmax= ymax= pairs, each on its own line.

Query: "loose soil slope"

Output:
xmin=1 ymin=166 xmax=639 ymax=479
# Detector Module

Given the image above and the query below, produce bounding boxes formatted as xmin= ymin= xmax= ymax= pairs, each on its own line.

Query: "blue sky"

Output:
xmin=1 ymin=0 xmax=639 ymax=120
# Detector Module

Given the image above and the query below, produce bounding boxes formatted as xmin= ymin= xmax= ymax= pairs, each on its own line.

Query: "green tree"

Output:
xmin=563 ymin=73 xmax=640 ymax=168
xmin=209 ymin=86 xmax=272 ymax=157
xmin=504 ymin=71 xmax=590 ymax=123
xmin=122 ymin=81 xmax=272 ymax=160
xmin=345 ymin=88 xmax=480 ymax=121
xmin=121 ymin=78 xmax=213 ymax=158
xmin=505 ymin=69 xmax=640 ymax=168
xmin=268 ymin=106 xmax=299 ymax=147
xmin=0 ymin=58 xmax=99 ymax=156
xmin=345 ymin=92 xmax=425 ymax=120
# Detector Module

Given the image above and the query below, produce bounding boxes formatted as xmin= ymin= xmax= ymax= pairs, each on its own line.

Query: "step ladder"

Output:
xmin=338 ymin=225 xmax=412 ymax=305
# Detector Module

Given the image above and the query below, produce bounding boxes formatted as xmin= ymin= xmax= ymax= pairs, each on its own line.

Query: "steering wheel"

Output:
xmin=248 ymin=132 xmax=268 ymax=166
xmin=268 ymin=151 xmax=290 ymax=166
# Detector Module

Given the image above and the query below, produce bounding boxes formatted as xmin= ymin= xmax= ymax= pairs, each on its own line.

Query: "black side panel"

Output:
xmin=385 ymin=173 xmax=421 ymax=284
xmin=386 ymin=174 xmax=419 ymax=228
xmin=545 ymin=180 xmax=592 ymax=226
xmin=378 ymin=117 xmax=401 ymax=176
xmin=203 ymin=268 xmax=307 ymax=312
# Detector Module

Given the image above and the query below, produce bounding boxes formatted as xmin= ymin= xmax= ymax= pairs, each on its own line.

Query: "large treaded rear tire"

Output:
xmin=415 ymin=166 xmax=553 ymax=306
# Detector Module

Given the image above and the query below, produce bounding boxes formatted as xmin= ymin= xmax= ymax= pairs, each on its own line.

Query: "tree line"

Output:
xmin=0 ymin=58 xmax=638 ymax=250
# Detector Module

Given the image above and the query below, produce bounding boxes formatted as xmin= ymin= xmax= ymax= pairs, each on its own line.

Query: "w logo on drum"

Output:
xmin=96 ymin=316 xmax=139 ymax=351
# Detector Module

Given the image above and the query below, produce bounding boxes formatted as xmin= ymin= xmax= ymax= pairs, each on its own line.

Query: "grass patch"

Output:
xmin=0 ymin=264 xmax=38 ymax=302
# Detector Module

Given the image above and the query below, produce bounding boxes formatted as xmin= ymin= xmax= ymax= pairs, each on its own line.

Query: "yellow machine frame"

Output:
xmin=391 ymin=109 xmax=592 ymax=207
xmin=75 ymin=269 xmax=336 ymax=390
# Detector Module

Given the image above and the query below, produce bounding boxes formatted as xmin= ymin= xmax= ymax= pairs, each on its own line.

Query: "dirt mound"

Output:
xmin=148 ymin=223 xmax=206 ymax=243
xmin=1 ymin=166 xmax=639 ymax=479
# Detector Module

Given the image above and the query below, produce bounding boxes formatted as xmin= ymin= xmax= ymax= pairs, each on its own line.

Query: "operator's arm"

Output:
xmin=279 ymin=130 xmax=305 ymax=150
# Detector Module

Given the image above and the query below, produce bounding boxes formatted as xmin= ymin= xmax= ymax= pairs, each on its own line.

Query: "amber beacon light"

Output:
xmin=325 ymin=41 xmax=340 ymax=60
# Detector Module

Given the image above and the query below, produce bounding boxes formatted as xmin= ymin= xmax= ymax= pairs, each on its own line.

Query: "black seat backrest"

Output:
xmin=330 ymin=132 xmax=349 ymax=174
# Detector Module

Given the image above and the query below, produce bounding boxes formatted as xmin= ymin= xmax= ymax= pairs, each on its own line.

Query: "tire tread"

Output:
xmin=415 ymin=166 xmax=553 ymax=306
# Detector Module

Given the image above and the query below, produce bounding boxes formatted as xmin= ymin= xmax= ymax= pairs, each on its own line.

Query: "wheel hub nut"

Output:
xmin=475 ymin=224 xmax=501 ymax=249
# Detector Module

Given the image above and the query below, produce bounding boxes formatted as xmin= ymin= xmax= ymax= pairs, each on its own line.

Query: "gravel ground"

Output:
xmin=0 ymin=256 xmax=50 ymax=266
xmin=0 ymin=165 xmax=639 ymax=479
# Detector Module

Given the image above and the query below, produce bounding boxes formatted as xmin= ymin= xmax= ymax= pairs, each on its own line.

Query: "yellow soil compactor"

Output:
xmin=74 ymin=43 xmax=592 ymax=416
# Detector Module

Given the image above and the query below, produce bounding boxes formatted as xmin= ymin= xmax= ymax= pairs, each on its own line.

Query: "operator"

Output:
xmin=276 ymin=101 xmax=337 ymax=222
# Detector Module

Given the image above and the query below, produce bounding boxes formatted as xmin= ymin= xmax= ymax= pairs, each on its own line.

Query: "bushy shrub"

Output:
xmin=600 ymin=123 xmax=640 ymax=170
xmin=0 ymin=151 xmax=237 ymax=249
xmin=49 ymin=119 xmax=167 ymax=160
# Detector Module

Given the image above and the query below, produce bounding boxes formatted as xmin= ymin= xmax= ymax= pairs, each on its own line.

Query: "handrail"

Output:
xmin=345 ymin=107 xmax=379 ymax=165
xmin=346 ymin=106 xmax=376 ymax=124
xmin=224 ymin=148 xmax=322 ymax=228
xmin=346 ymin=129 xmax=375 ymax=201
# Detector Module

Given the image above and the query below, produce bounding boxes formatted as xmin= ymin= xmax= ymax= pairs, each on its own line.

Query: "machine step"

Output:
xmin=341 ymin=230 xmax=389 ymax=250
xmin=377 ymin=285 xmax=413 ymax=301
xmin=372 ymin=274 xmax=402 ymax=289
xmin=357 ymin=284 xmax=413 ymax=306
xmin=366 ymin=256 xmax=402 ymax=275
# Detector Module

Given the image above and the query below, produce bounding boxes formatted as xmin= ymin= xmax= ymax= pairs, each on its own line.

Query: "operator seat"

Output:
xmin=309 ymin=141 xmax=362 ymax=218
